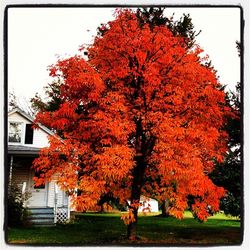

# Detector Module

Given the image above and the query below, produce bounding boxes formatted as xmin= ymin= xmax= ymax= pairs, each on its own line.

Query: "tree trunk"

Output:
xmin=161 ymin=199 xmax=170 ymax=217
xmin=127 ymin=207 xmax=139 ymax=240
xmin=126 ymin=118 xmax=150 ymax=240
xmin=100 ymin=204 xmax=104 ymax=212
xmin=127 ymin=154 xmax=146 ymax=240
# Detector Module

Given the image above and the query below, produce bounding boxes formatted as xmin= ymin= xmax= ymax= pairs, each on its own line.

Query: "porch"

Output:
xmin=8 ymin=145 xmax=70 ymax=225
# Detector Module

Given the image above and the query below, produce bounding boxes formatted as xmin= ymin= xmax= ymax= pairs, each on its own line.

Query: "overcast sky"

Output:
xmin=8 ymin=7 xmax=241 ymax=100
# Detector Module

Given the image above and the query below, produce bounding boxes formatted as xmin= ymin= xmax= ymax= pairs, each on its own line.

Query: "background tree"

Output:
xmin=31 ymin=79 xmax=63 ymax=114
xmin=210 ymin=41 xmax=241 ymax=217
xmin=136 ymin=7 xmax=201 ymax=48
xmin=8 ymin=90 xmax=34 ymax=116
xmin=33 ymin=9 xmax=230 ymax=239
xmin=210 ymin=83 xmax=241 ymax=217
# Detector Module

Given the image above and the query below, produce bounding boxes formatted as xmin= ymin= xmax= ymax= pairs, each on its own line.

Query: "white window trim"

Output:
xmin=8 ymin=121 xmax=25 ymax=145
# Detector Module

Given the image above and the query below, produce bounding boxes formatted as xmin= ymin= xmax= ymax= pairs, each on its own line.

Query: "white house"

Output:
xmin=8 ymin=108 xmax=70 ymax=225
xmin=138 ymin=196 xmax=159 ymax=213
xmin=127 ymin=196 xmax=159 ymax=213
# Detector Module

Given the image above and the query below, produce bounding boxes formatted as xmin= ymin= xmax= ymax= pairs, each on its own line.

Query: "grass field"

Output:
xmin=6 ymin=211 xmax=242 ymax=246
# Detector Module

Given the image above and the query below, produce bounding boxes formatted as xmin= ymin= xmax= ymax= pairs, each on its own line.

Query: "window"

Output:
xmin=25 ymin=124 xmax=34 ymax=144
xmin=8 ymin=122 xmax=34 ymax=144
xmin=8 ymin=122 xmax=22 ymax=143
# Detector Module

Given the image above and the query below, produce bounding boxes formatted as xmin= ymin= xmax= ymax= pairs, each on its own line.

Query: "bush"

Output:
xmin=7 ymin=183 xmax=30 ymax=227
xmin=220 ymin=192 xmax=241 ymax=218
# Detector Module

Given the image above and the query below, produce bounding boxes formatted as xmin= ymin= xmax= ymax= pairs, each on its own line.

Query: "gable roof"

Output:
xmin=8 ymin=107 xmax=54 ymax=136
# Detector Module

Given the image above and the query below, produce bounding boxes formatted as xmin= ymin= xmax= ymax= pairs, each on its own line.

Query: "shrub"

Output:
xmin=220 ymin=192 xmax=241 ymax=218
xmin=7 ymin=183 xmax=30 ymax=227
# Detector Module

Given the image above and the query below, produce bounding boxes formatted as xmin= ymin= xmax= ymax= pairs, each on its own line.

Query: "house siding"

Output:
xmin=32 ymin=129 xmax=49 ymax=148
xmin=127 ymin=196 xmax=159 ymax=213
xmin=9 ymin=112 xmax=30 ymax=123
xmin=47 ymin=180 xmax=55 ymax=207
xmin=10 ymin=159 xmax=30 ymax=189
xmin=8 ymin=112 xmax=49 ymax=148
xmin=138 ymin=198 xmax=159 ymax=212
xmin=47 ymin=175 xmax=68 ymax=208
xmin=8 ymin=109 xmax=70 ymax=222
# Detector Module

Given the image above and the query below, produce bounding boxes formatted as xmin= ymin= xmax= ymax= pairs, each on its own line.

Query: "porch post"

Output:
xmin=21 ymin=182 xmax=27 ymax=195
xmin=54 ymin=183 xmax=58 ymax=224
xmin=21 ymin=182 xmax=27 ymax=207
xmin=9 ymin=155 xmax=14 ymax=187
xmin=67 ymin=195 xmax=70 ymax=221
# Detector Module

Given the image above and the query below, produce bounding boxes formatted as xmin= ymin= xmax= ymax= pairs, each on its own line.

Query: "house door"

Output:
xmin=27 ymin=169 xmax=48 ymax=207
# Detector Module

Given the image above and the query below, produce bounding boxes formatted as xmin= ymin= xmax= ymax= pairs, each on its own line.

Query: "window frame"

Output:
xmin=8 ymin=121 xmax=24 ymax=144
xmin=24 ymin=123 xmax=34 ymax=144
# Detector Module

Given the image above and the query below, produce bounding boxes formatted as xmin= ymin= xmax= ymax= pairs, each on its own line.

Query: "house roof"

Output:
xmin=8 ymin=145 xmax=41 ymax=155
xmin=8 ymin=107 xmax=54 ymax=136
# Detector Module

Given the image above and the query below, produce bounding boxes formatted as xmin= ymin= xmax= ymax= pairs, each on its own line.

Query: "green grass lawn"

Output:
xmin=6 ymin=211 xmax=242 ymax=246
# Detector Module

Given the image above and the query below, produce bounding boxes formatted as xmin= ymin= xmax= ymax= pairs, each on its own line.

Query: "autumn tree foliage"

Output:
xmin=33 ymin=9 xmax=230 ymax=239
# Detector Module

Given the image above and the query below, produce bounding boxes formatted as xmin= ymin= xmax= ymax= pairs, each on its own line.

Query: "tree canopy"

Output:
xmin=32 ymin=9 xmax=230 ymax=239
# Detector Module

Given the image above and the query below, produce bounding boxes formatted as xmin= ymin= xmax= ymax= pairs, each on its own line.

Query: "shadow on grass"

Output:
xmin=6 ymin=212 xmax=242 ymax=246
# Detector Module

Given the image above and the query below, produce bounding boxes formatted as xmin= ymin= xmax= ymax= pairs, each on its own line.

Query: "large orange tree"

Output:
xmin=33 ymin=9 xmax=229 ymax=239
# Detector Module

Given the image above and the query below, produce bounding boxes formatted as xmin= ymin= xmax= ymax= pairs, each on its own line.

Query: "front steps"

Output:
xmin=27 ymin=207 xmax=55 ymax=226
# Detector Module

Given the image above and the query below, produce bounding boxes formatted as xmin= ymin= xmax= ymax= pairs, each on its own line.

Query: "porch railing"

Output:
xmin=54 ymin=183 xmax=70 ymax=224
